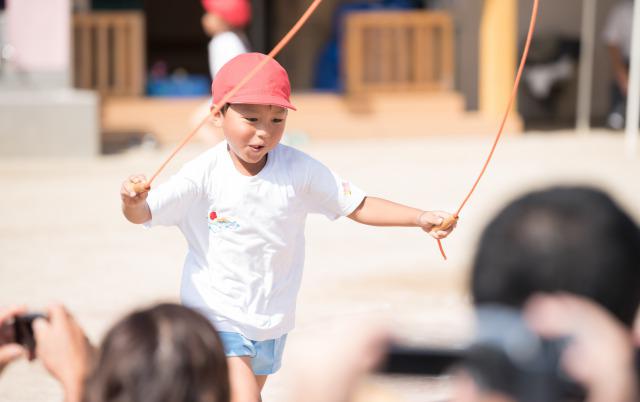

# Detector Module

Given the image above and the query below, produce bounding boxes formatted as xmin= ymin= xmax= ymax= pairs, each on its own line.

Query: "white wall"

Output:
xmin=4 ymin=0 xmax=71 ymax=88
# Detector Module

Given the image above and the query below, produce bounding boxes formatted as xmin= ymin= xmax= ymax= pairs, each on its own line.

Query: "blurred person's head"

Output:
xmin=471 ymin=186 xmax=640 ymax=327
xmin=201 ymin=0 xmax=251 ymax=35
xmin=210 ymin=53 xmax=295 ymax=171
xmin=83 ymin=303 xmax=229 ymax=402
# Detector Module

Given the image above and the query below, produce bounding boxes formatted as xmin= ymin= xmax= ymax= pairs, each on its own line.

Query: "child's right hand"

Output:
xmin=120 ymin=175 xmax=150 ymax=206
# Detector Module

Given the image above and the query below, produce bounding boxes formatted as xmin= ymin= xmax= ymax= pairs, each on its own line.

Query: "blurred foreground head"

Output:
xmin=472 ymin=186 xmax=640 ymax=327
xmin=84 ymin=304 xmax=229 ymax=402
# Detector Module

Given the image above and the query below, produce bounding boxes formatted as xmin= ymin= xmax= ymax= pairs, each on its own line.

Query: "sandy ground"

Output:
xmin=1 ymin=130 xmax=639 ymax=401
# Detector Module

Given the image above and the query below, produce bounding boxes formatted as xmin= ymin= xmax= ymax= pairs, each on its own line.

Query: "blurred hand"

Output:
xmin=451 ymin=369 xmax=515 ymax=402
xmin=0 ymin=305 xmax=27 ymax=374
xmin=418 ymin=211 xmax=457 ymax=240
xmin=120 ymin=174 xmax=150 ymax=207
xmin=33 ymin=304 xmax=93 ymax=402
xmin=525 ymin=293 xmax=638 ymax=402
xmin=284 ymin=321 xmax=392 ymax=402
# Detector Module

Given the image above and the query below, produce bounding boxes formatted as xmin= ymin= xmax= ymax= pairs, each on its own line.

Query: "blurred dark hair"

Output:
xmin=83 ymin=304 xmax=229 ymax=402
xmin=472 ymin=186 xmax=640 ymax=327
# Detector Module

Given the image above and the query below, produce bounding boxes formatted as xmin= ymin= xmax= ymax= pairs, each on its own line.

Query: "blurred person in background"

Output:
xmin=201 ymin=0 xmax=251 ymax=79
xmin=0 ymin=303 xmax=229 ymax=402
xmin=471 ymin=186 xmax=640 ymax=328
xmin=462 ymin=186 xmax=640 ymax=402
xmin=281 ymin=186 xmax=640 ymax=402
xmin=80 ymin=303 xmax=229 ymax=402
xmin=603 ymin=0 xmax=635 ymax=130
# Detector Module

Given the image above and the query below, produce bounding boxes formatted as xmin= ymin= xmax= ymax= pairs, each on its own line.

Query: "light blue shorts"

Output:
xmin=218 ymin=332 xmax=288 ymax=375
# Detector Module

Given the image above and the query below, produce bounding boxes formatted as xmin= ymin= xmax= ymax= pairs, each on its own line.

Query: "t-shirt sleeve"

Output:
xmin=145 ymin=165 xmax=203 ymax=227
xmin=210 ymin=33 xmax=248 ymax=77
xmin=302 ymin=157 xmax=366 ymax=220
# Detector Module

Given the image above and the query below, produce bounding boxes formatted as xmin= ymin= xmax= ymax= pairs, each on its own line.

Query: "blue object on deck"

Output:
xmin=146 ymin=75 xmax=211 ymax=97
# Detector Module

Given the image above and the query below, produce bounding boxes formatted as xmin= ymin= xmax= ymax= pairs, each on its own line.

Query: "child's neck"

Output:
xmin=227 ymin=146 xmax=267 ymax=176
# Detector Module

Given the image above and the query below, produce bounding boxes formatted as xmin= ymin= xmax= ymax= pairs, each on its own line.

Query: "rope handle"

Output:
xmin=433 ymin=214 xmax=459 ymax=232
xmin=130 ymin=181 xmax=150 ymax=194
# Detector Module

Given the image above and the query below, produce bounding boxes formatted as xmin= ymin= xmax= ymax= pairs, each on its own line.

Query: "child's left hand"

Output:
xmin=418 ymin=211 xmax=457 ymax=240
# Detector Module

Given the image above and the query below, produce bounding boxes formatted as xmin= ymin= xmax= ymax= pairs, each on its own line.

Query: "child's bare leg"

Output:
xmin=228 ymin=356 xmax=261 ymax=402
xmin=256 ymin=375 xmax=268 ymax=391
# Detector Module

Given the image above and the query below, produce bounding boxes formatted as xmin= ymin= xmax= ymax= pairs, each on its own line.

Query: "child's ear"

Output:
xmin=210 ymin=109 xmax=223 ymax=128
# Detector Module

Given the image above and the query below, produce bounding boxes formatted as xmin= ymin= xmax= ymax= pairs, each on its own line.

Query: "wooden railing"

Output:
xmin=343 ymin=11 xmax=454 ymax=94
xmin=73 ymin=12 xmax=145 ymax=96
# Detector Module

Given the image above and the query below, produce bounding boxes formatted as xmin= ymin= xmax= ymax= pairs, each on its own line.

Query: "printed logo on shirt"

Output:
xmin=208 ymin=210 xmax=240 ymax=233
xmin=342 ymin=181 xmax=352 ymax=196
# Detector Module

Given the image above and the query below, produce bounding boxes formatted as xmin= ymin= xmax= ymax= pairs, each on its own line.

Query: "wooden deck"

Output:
xmin=102 ymin=92 xmax=522 ymax=145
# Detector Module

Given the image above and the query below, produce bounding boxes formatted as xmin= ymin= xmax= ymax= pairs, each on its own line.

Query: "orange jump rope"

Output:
xmin=433 ymin=0 xmax=540 ymax=260
xmin=132 ymin=0 xmax=540 ymax=261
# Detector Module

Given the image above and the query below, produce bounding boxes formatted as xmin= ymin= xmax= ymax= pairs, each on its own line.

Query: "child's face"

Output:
xmin=201 ymin=13 xmax=230 ymax=36
xmin=216 ymin=103 xmax=287 ymax=165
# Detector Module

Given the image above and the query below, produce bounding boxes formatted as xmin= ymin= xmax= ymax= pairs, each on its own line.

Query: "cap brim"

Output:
xmin=227 ymin=94 xmax=297 ymax=111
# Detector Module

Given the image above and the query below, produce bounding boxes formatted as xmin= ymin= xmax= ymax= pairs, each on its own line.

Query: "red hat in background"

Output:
xmin=201 ymin=0 xmax=252 ymax=28
xmin=212 ymin=53 xmax=296 ymax=111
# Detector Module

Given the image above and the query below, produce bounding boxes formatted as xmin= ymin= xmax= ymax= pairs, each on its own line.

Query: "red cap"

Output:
xmin=212 ymin=53 xmax=296 ymax=111
xmin=201 ymin=0 xmax=251 ymax=28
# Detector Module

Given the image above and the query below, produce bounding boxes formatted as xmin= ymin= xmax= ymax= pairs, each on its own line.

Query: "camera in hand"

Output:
xmin=379 ymin=306 xmax=586 ymax=402
xmin=0 ymin=313 xmax=47 ymax=358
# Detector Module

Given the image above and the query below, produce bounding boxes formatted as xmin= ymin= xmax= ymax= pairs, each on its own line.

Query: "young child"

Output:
xmin=201 ymin=0 xmax=251 ymax=79
xmin=121 ymin=53 xmax=456 ymax=402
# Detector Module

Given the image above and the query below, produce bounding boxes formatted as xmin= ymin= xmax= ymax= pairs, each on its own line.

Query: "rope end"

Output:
xmin=437 ymin=239 xmax=448 ymax=261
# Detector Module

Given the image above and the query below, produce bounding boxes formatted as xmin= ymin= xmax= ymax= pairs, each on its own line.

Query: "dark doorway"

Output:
xmin=142 ymin=0 xmax=271 ymax=76
xmin=248 ymin=0 xmax=273 ymax=53
xmin=142 ymin=0 xmax=209 ymax=76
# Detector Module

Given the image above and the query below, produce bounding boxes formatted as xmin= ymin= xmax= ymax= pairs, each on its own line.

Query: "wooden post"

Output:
xmin=576 ymin=0 xmax=597 ymax=134
xmin=73 ymin=12 xmax=145 ymax=96
xmin=479 ymin=0 xmax=517 ymax=117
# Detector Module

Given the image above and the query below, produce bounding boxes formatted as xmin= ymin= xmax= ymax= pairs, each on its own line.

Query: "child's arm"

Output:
xmin=348 ymin=196 xmax=456 ymax=239
xmin=120 ymin=174 xmax=151 ymax=224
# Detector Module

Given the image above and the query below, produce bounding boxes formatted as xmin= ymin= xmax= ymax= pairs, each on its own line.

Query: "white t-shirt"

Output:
xmin=208 ymin=31 xmax=249 ymax=78
xmin=603 ymin=1 xmax=634 ymax=59
xmin=146 ymin=142 xmax=366 ymax=340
